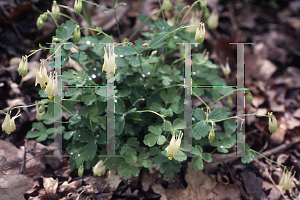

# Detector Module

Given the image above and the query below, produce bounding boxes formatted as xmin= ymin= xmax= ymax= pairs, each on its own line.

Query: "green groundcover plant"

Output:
xmin=2 ymin=0 xmax=295 ymax=192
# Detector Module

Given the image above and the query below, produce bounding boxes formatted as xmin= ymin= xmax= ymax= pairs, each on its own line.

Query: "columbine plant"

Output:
xmin=3 ymin=0 xmax=290 ymax=184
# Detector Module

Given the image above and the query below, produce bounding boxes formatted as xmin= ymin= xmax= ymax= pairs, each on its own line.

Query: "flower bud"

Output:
xmin=52 ymin=38 xmax=59 ymax=43
xmin=36 ymin=102 xmax=44 ymax=121
xmin=247 ymin=92 xmax=253 ymax=104
xmin=39 ymin=104 xmax=45 ymax=113
xmin=74 ymin=0 xmax=82 ymax=15
xmin=18 ymin=55 xmax=28 ymax=77
xmin=207 ymin=8 xmax=218 ymax=29
xmin=161 ymin=0 xmax=172 ymax=11
xmin=227 ymin=96 xmax=233 ymax=107
xmin=195 ymin=22 xmax=205 ymax=47
xmin=78 ymin=164 xmax=84 ymax=177
xmin=208 ymin=129 xmax=215 ymax=143
xmin=73 ymin=25 xmax=81 ymax=43
xmin=51 ymin=1 xmax=60 ymax=21
xmin=268 ymin=112 xmax=277 ymax=134
xmin=37 ymin=16 xmax=44 ymax=30
xmin=41 ymin=13 xmax=48 ymax=21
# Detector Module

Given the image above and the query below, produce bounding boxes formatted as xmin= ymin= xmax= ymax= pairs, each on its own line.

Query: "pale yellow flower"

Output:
xmin=220 ymin=57 xmax=231 ymax=77
xmin=195 ymin=22 xmax=205 ymax=46
xmin=165 ymin=131 xmax=183 ymax=160
xmin=74 ymin=0 xmax=82 ymax=15
xmin=93 ymin=160 xmax=106 ymax=176
xmin=35 ymin=61 xmax=48 ymax=88
xmin=102 ymin=44 xmax=116 ymax=78
xmin=2 ymin=110 xmax=21 ymax=135
xmin=44 ymin=72 xmax=58 ymax=99
xmin=207 ymin=8 xmax=219 ymax=29
xmin=161 ymin=0 xmax=172 ymax=11
xmin=51 ymin=0 xmax=60 ymax=21
xmin=278 ymin=167 xmax=296 ymax=190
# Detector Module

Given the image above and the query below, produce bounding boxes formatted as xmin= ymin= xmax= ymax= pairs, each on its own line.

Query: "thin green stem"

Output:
xmin=179 ymin=0 xmax=199 ymax=26
xmin=113 ymin=0 xmax=122 ymax=42
xmin=81 ymin=0 xmax=110 ymax=10
xmin=249 ymin=149 xmax=286 ymax=168
xmin=209 ymin=88 xmax=249 ymax=106
xmin=128 ymin=98 xmax=145 ymax=111
xmin=47 ymin=10 xmax=58 ymax=27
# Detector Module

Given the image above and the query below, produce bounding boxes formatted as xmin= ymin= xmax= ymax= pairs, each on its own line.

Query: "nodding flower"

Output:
xmin=74 ymin=0 xmax=82 ymax=15
xmin=44 ymin=72 xmax=58 ymax=99
xmin=35 ymin=60 xmax=48 ymax=88
xmin=268 ymin=112 xmax=277 ymax=134
xmin=195 ymin=22 xmax=205 ymax=47
xmin=165 ymin=130 xmax=183 ymax=160
xmin=161 ymin=0 xmax=172 ymax=11
xmin=207 ymin=8 xmax=218 ymax=30
xmin=93 ymin=160 xmax=106 ymax=177
xmin=18 ymin=55 xmax=28 ymax=77
xmin=278 ymin=166 xmax=296 ymax=190
xmin=1 ymin=110 xmax=21 ymax=135
xmin=51 ymin=1 xmax=60 ymax=21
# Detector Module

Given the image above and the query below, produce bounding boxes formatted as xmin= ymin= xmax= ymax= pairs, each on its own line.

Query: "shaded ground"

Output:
xmin=1 ymin=0 xmax=300 ymax=199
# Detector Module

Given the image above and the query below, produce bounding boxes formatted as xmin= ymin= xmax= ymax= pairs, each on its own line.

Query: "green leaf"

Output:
xmin=173 ymin=150 xmax=187 ymax=162
xmin=80 ymin=142 xmax=97 ymax=161
xmin=149 ymin=34 xmax=168 ymax=49
xmin=192 ymin=157 xmax=204 ymax=171
xmin=115 ymin=115 xmax=125 ymax=135
xmin=139 ymin=152 xmax=149 ymax=160
xmin=208 ymin=107 xmax=230 ymax=120
xmin=63 ymin=43 xmax=73 ymax=50
xmin=141 ymin=62 xmax=151 ymax=74
xmin=82 ymin=93 xmax=96 ymax=106
xmin=173 ymin=118 xmax=186 ymax=130
xmin=127 ymin=137 xmax=140 ymax=147
xmin=56 ymin=20 xmax=77 ymax=41
xmin=162 ymin=76 xmax=172 ymax=86
xmin=129 ymin=55 xmax=141 ymax=67
xmin=148 ymin=125 xmax=162 ymax=135
xmin=118 ymin=162 xmax=139 ymax=179
xmin=160 ymin=161 xmax=180 ymax=178
xmin=78 ymin=105 xmax=91 ymax=116
xmin=191 ymin=145 xmax=203 ymax=155
xmin=70 ymin=52 xmax=87 ymax=62
xmin=193 ymin=108 xmax=206 ymax=121
xmin=224 ymin=118 xmax=236 ymax=135
xmin=157 ymin=135 xmax=166 ymax=145
xmin=143 ymin=133 xmax=158 ymax=147
xmin=74 ymin=129 xmax=95 ymax=143
xmin=62 ymin=101 xmax=77 ymax=115
xmin=193 ymin=120 xmax=209 ymax=140
xmin=115 ymin=46 xmax=137 ymax=56
xmin=137 ymin=13 xmax=153 ymax=26
xmin=115 ymin=98 xmax=126 ymax=114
